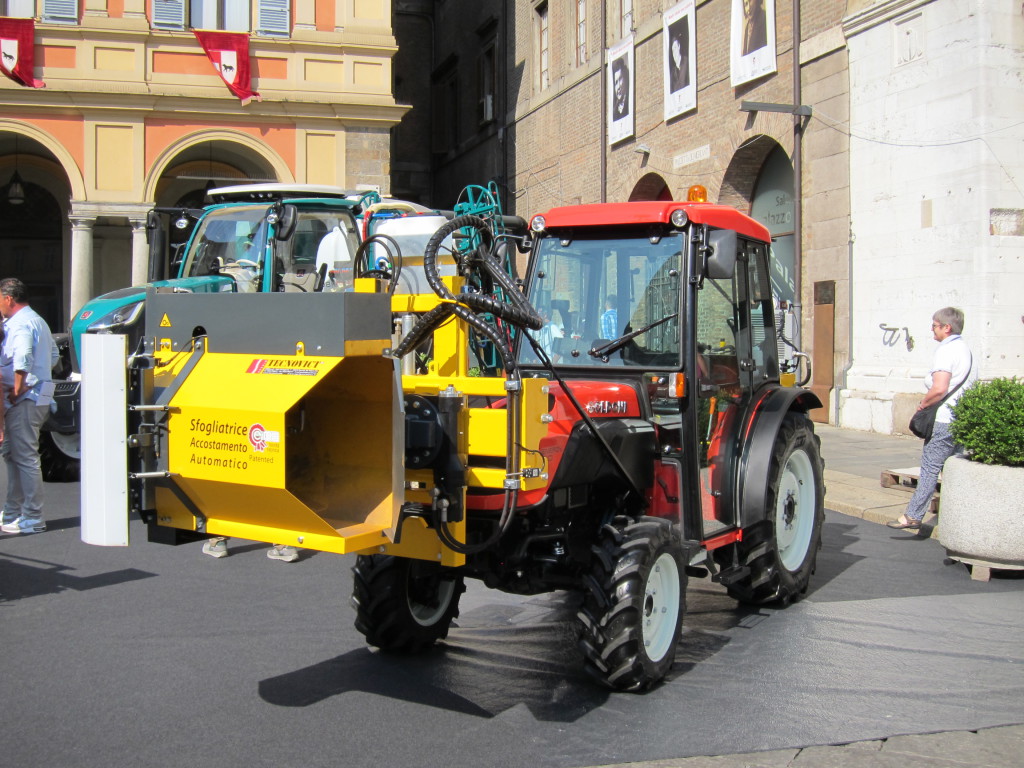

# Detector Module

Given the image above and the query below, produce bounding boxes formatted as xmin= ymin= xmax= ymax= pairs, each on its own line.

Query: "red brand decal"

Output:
xmin=246 ymin=359 xmax=267 ymax=374
xmin=249 ymin=423 xmax=267 ymax=453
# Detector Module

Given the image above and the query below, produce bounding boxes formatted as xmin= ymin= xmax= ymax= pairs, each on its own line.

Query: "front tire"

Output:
xmin=578 ymin=516 xmax=686 ymax=691
xmin=351 ymin=555 xmax=465 ymax=653
xmin=727 ymin=412 xmax=824 ymax=605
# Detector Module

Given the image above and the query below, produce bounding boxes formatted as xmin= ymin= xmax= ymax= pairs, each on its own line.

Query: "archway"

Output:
xmin=146 ymin=130 xmax=290 ymax=203
xmin=148 ymin=136 xmax=283 ymax=274
xmin=750 ymin=145 xmax=795 ymax=305
xmin=0 ymin=132 xmax=72 ymax=330
xmin=628 ymin=173 xmax=672 ymax=201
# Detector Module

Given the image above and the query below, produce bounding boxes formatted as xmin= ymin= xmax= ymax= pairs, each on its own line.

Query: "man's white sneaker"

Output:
xmin=267 ymin=545 xmax=299 ymax=562
xmin=202 ymin=538 xmax=229 ymax=558
xmin=1 ymin=516 xmax=46 ymax=534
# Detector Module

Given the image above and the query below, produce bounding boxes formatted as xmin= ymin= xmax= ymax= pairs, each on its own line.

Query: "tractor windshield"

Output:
xmin=182 ymin=204 xmax=271 ymax=282
xmin=521 ymin=231 xmax=683 ymax=368
xmin=182 ymin=204 xmax=361 ymax=292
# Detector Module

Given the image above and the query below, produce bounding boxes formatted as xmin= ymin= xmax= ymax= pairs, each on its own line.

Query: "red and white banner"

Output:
xmin=0 ymin=17 xmax=45 ymax=88
xmin=193 ymin=30 xmax=260 ymax=105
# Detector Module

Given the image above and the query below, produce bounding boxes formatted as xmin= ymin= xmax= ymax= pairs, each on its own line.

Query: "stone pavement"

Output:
xmin=816 ymin=423 xmax=930 ymax=531
xmin=600 ymin=424 xmax=1024 ymax=768
xmin=599 ymin=724 xmax=1024 ymax=768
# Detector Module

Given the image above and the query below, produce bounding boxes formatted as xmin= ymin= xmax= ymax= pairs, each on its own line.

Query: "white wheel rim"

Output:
xmin=643 ymin=551 xmax=681 ymax=663
xmin=409 ymin=576 xmax=456 ymax=627
xmin=775 ymin=448 xmax=816 ymax=571
xmin=50 ymin=431 xmax=81 ymax=460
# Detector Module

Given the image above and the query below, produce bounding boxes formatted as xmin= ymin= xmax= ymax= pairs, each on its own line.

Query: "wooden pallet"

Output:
xmin=881 ymin=466 xmax=940 ymax=514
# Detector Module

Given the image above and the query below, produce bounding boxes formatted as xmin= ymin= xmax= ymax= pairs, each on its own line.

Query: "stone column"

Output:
xmin=69 ymin=216 xmax=95 ymax=318
xmin=130 ymin=218 xmax=149 ymax=287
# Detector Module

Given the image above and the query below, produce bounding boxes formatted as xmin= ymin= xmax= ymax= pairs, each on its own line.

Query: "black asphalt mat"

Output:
xmin=2 ymin=481 xmax=1023 ymax=768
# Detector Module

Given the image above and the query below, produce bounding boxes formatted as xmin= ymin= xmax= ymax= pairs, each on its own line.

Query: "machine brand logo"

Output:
xmin=585 ymin=400 xmax=629 ymax=415
xmin=246 ymin=358 xmax=321 ymax=376
xmin=80 ymin=310 xmax=92 ymax=320
xmin=249 ymin=423 xmax=267 ymax=452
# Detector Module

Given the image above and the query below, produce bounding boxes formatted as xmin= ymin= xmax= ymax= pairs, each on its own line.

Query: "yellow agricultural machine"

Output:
xmin=83 ymin=201 xmax=824 ymax=691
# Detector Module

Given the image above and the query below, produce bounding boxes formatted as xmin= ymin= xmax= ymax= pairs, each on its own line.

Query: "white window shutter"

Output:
xmin=152 ymin=0 xmax=186 ymax=29
xmin=225 ymin=2 xmax=250 ymax=32
xmin=257 ymin=0 xmax=290 ymax=37
xmin=7 ymin=0 xmax=35 ymax=19
xmin=41 ymin=0 xmax=79 ymax=22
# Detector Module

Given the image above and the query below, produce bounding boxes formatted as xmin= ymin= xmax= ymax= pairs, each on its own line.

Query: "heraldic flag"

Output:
xmin=193 ymin=30 xmax=260 ymax=105
xmin=0 ymin=18 xmax=45 ymax=88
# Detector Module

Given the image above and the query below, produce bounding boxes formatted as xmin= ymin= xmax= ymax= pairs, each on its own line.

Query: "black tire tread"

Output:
xmin=727 ymin=411 xmax=824 ymax=605
xmin=351 ymin=554 xmax=465 ymax=654
xmin=577 ymin=516 xmax=686 ymax=692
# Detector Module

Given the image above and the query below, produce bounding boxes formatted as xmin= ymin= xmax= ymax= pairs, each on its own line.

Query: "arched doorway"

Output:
xmin=750 ymin=145 xmax=795 ymax=305
xmin=719 ymin=137 xmax=795 ymax=303
xmin=0 ymin=133 xmax=69 ymax=330
xmin=150 ymin=138 xmax=280 ymax=277
xmin=629 ymin=173 xmax=672 ymax=201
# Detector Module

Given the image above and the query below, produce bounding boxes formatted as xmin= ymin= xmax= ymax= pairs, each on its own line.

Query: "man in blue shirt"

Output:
xmin=0 ymin=278 xmax=58 ymax=535
xmin=600 ymin=294 xmax=619 ymax=340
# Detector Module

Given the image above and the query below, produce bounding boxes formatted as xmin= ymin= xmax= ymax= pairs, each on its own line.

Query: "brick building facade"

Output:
xmin=407 ymin=0 xmax=854 ymax=423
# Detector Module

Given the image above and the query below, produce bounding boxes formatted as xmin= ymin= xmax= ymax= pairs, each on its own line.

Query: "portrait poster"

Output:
xmin=730 ymin=0 xmax=776 ymax=87
xmin=663 ymin=1 xmax=696 ymax=120
xmin=607 ymin=36 xmax=635 ymax=146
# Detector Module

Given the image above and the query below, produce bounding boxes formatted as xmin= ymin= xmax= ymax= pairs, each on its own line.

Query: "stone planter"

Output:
xmin=938 ymin=455 xmax=1024 ymax=580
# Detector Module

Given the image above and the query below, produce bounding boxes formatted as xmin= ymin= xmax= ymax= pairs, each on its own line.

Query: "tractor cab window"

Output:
xmin=522 ymin=230 xmax=682 ymax=367
xmin=183 ymin=204 xmax=270 ymax=288
xmin=745 ymin=240 xmax=779 ymax=383
xmin=274 ymin=210 xmax=358 ymax=293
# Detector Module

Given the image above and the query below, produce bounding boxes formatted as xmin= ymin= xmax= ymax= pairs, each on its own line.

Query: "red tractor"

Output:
xmin=352 ymin=198 xmax=825 ymax=689
xmin=89 ymin=196 xmax=824 ymax=692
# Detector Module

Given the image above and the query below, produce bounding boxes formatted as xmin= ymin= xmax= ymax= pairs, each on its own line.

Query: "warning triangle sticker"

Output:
xmin=160 ymin=313 xmax=172 ymax=327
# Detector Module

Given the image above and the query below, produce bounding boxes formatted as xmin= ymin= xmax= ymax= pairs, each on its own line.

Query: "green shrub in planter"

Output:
xmin=949 ymin=377 xmax=1024 ymax=467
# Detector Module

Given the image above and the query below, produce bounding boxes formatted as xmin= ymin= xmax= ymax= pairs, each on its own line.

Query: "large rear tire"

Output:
xmin=351 ymin=555 xmax=465 ymax=653
xmin=578 ymin=516 xmax=686 ymax=691
xmin=727 ymin=411 xmax=824 ymax=605
xmin=40 ymin=430 xmax=81 ymax=483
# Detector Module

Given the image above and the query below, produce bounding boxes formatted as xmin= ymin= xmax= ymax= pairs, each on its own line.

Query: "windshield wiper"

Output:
xmin=589 ymin=313 xmax=679 ymax=361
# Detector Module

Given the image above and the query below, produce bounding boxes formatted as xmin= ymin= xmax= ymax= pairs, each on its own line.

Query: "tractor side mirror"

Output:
xmin=274 ymin=204 xmax=298 ymax=241
xmin=705 ymin=229 xmax=738 ymax=279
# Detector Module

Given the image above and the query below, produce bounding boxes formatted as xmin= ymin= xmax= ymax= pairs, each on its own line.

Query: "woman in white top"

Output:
xmin=888 ymin=307 xmax=977 ymax=530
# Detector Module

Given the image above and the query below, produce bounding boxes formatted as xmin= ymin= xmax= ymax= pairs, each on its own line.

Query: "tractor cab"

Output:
xmin=519 ymin=200 xmax=807 ymax=551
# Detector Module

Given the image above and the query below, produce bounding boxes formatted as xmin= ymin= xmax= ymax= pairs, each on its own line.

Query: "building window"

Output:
xmin=620 ymin=0 xmax=632 ymax=39
xmin=1 ymin=0 xmax=35 ymax=18
xmin=433 ymin=67 xmax=459 ymax=154
xmin=41 ymin=0 xmax=79 ymax=23
xmin=478 ymin=42 xmax=496 ymax=125
xmin=537 ymin=2 xmax=549 ymax=91
xmin=152 ymin=0 xmax=291 ymax=36
xmin=576 ymin=0 xmax=587 ymax=66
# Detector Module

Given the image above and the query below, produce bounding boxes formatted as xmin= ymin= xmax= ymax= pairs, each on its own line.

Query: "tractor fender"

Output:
xmin=736 ymin=387 xmax=823 ymax=529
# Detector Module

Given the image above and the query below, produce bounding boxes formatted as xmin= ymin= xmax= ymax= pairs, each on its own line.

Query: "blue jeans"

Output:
xmin=905 ymin=420 xmax=957 ymax=522
xmin=1 ymin=400 xmax=49 ymax=522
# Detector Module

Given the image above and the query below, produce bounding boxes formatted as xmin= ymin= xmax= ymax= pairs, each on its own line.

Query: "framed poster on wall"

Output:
xmin=731 ymin=0 xmax=776 ymax=86
xmin=664 ymin=1 xmax=696 ymax=121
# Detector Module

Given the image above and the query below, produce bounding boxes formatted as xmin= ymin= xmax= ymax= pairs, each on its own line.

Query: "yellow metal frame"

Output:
xmin=147 ymin=277 xmax=549 ymax=568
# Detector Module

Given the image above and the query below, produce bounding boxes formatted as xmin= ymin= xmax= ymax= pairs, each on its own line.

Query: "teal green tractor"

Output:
xmin=46 ymin=185 xmax=390 ymax=481
xmin=44 ymin=182 xmax=523 ymax=481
